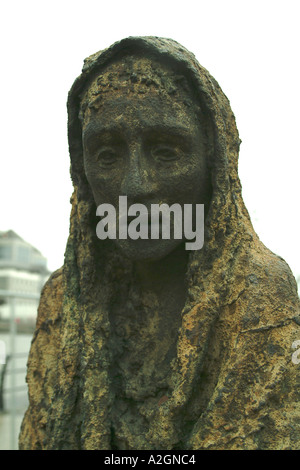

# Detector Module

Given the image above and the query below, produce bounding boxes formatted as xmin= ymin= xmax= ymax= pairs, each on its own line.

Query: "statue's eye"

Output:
xmin=97 ymin=148 xmax=118 ymax=167
xmin=151 ymin=145 xmax=178 ymax=162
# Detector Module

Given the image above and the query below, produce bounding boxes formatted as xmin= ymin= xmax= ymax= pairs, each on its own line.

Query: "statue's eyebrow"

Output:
xmin=82 ymin=122 xmax=122 ymax=142
xmin=140 ymin=124 xmax=192 ymax=138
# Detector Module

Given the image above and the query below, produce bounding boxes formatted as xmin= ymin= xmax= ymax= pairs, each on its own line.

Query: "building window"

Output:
xmin=0 ymin=245 xmax=12 ymax=261
xmin=17 ymin=246 xmax=30 ymax=264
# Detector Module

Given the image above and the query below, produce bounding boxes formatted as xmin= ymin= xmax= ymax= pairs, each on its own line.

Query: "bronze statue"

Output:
xmin=19 ymin=37 xmax=300 ymax=450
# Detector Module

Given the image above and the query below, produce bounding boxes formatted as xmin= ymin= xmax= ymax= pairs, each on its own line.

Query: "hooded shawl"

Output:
xmin=19 ymin=37 xmax=300 ymax=450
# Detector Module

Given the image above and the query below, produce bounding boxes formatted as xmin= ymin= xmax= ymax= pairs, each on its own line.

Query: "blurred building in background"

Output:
xmin=0 ymin=230 xmax=51 ymax=449
xmin=0 ymin=230 xmax=50 ymax=329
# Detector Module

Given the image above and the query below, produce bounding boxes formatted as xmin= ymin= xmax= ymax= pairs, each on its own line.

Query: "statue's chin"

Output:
xmin=113 ymin=237 xmax=185 ymax=262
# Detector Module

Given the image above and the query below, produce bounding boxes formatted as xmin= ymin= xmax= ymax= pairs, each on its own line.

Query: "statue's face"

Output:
xmin=82 ymin=59 xmax=211 ymax=261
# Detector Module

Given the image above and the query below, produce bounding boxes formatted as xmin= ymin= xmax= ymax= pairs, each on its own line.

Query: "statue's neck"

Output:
xmin=133 ymin=243 xmax=189 ymax=306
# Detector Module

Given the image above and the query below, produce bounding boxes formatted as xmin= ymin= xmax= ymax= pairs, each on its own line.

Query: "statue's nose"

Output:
xmin=121 ymin=147 xmax=155 ymax=202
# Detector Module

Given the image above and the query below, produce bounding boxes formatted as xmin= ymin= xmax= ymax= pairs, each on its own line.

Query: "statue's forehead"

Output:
xmin=82 ymin=95 xmax=197 ymax=137
xmin=79 ymin=55 xmax=195 ymax=123
xmin=87 ymin=55 xmax=179 ymax=92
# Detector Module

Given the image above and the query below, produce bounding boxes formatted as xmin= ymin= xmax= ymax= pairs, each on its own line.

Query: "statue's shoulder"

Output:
xmin=35 ymin=266 xmax=64 ymax=331
xmin=248 ymin=244 xmax=299 ymax=314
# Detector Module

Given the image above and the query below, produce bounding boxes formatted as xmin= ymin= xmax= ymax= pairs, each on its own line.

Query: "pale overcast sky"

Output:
xmin=1 ymin=0 xmax=299 ymax=283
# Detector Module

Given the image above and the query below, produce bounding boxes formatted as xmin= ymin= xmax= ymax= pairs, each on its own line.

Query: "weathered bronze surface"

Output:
xmin=19 ymin=37 xmax=300 ymax=450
